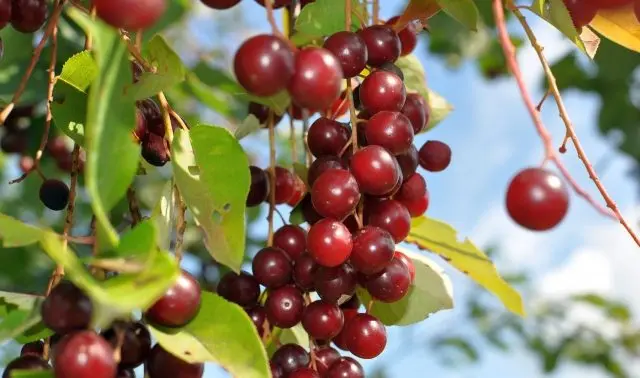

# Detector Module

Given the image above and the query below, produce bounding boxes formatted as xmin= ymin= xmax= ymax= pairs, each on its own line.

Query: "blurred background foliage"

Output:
xmin=0 ymin=0 xmax=638 ymax=376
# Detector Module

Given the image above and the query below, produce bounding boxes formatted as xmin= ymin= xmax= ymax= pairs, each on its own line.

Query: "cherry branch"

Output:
xmin=267 ymin=113 xmax=277 ymax=246
xmin=492 ymin=0 xmax=639 ymax=247
xmin=126 ymin=186 xmax=142 ymax=226
xmin=174 ymin=186 xmax=188 ymax=262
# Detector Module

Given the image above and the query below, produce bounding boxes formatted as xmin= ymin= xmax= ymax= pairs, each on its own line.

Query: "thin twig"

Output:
xmin=267 ymin=113 xmax=277 ymax=246
xmin=157 ymin=92 xmax=174 ymax=143
xmin=372 ymin=0 xmax=379 ymax=24
xmin=264 ymin=0 xmax=287 ymax=41
xmin=493 ymin=0 xmax=639 ymax=247
xmin=126 ymin=186 xmax=142 ymax=226
xmin=174 ymin=186 xmax=187 ymax=262
xmin=289 ymin=117 xmax=297 ymax=164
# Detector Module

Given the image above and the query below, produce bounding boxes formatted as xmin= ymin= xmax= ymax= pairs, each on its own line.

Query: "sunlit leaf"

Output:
xmin=590 ymin=3 xmax=640 ymax=53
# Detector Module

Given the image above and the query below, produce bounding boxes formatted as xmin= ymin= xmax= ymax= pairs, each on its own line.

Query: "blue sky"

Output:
xmin=183 ymin=1 xmax=640 ymax=377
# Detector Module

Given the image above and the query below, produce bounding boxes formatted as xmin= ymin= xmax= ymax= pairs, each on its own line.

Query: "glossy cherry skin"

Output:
xmin=350 ymin=146 xmax=400 ymax=196
xmin=308 ymin=156 xmax=346 ymax=187
xmin=273 ymin=166 xmax=296 ymax=204
xmin=401 ymin=93 xmax=428 ymax=134
xmin=234 ymin=34 xmax=295 ymax=97
xmin=366 ymin=199 xmax=411 ymax=243
xmin=289 ymin=367 xmax=321 ymax=378
xmin=145 ymin=270 xmax=201 ymax=327
xmin=102 ymin=321 xmax=151 ymax=369
xmin=359 ymin=71 xmax=406 ymax=114
xmin=248 ymin=102 xmax=283 ymax=127
xmin=343 ymin=313 xmax=387 ymax=359
xmin=94 ymin=0 xmax=166 ymax=30
xmin=394 ymin=251 xmax=416 ymax=283
xmin=265 ymin=285 xmax=305 ymax=328
xmin=365 ymin=111 xmax=414 ymax=154
xmin=562 ymin=0 xmax=598 ymax=28
xmin=302 ymin=300 xmax=344 ymax=341
xmin=386 ymin=16 xmax=419 ymax=56
xmin=418 ymin=140 xmax=451 ymax=172
xmin=252 ymin=247 xmax=293 ymax=289
xmin=10 ymin=0 xmax=47 ymax=33
xmin=308 ymin=117 xmax=351 ymax=158
xmin=41 ymin=281 xmax=93 ymax=335
xmin=350 ymin=226 xmax=396 ymax=275
xmin=247 ymin=166 xmax=269 ymax=206
xmin=396 ymin=173 xmax=426 ymax=202
xmin=273 ymin=225 xmax=307 ymax=260
xmin=271 ymin=344 xmax=310 ymax=375
xmin=3 ymin=355 xmax=50 ymax=378
xmin=311 ymin=169 xmax=360 ymax=220
xmin=323 ymin=31 xmax=368 ymax=78
xmin=585 ymin=0 xmax=632 ymax=9
xmin=358 ymin=25 xmax=401 ymax=66
xmin=505 ymin=167 xmax=569 ymax=231
xmin=293 ymin=254 xmax=319 ymax=291
xmin=325 ymin=357 xmax=365 ymax=378
xmin=364 ymin=256 xmax=412 ymax=302
xmin=146 ymin=344 xmax=204 ymax=378
xmin=307 ymin=219 xmax=353 ymax=267
xmin=200 ymin=0 xmax=241 ymax=9
xmin=315 ymin=347 xmax=341 ymax=376
xmin=301 ymin=193 xmax=323 ymax=225
xmin=247 ymin=306 xmax=269 ymax=337
xmin=287 ymin=175 xmax=307 ymax=207
xmin=288 ymin=47 xmax=344 ymax=110
xmin=400 ymin=191 xmax=429 ymax=218
xmin=53 ymin=331 xmax=116 ymax=378
xmin=314 ymin=264 xmax=357 ymax=304
xmin=396 ymin=145 xmax=419 ymax=180
xmin=216 ymin=271 xmax=261 ymax=308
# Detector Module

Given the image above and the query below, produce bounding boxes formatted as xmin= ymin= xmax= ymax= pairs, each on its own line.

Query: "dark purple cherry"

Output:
xmin=395 ymin=145 xmax=419 ymax=181
xmin=325 ymin=357 xmax=365 ymax=378
xmin=41 ymin=281 xmax=92 ymax=335
xmin=216 ymin=271 xmax=261 ymax=308
xmin=293 ymin=254 xmax=319 ymax=292
xmin=350 ymin=226 xmax=395 ymax=275
xmin=307 ymin=117 xmax=350 ymax=158
xmin=252 ymin=247 xmax=292 ymax=289
xmin=10 ymin=0 xmax=47 ymax=33
xmin=273 ymin=225 xmax=307 ymax=260
xmin=365 ymin=256 xmax=412 ymax=303
xmin=145 ymin=270 xmax=201 ymax=328
xmin=401 ymin=93 xmax=427 ymax=134
xmin=247 ymin=166 xmax=270 ymax=207
xmin=146 ymin=344 xmax=204 ymax=378
xmin=357 ymin=25 xmax=401 ymax=67
xmin=2 ymin=355 xmax=49 ymax=378
xmin=271 ymin=344 xmax=310 ymax=375
xmin=265 ymin=285 xmax=305 ymax=328
xmin=302 ymin=300 xmax=345 ymax=341
xmin=102 ymin=321 xmax=151 ymax=369
xmin=323 ymin=31 xmax=368 ymax=78
xmin=314 ymin=264 xmax=357 ymax=304
xmin=53 ymin=331 xmax=116 ymax=378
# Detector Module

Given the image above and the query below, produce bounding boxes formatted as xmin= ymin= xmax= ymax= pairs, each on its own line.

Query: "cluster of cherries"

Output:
xmin=0 ymin=0 xmax=47 ymax=34
xmin=3 ymin=270 xmax=204 ymax=378
xmin=563 ymin=0 xmax=640 ymax=28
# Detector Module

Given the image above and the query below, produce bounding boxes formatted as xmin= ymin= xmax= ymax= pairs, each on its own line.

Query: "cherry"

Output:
xmin=248 ymin=102 xmax=282 ymax=127
xmin=146 ymin=344 xmax=204 ymax=378
xmin=94 ymin=0 xmax=166 ymax=30
xmin=20 ymin=340 xmax=44 ymax=357
xmin=400 ymin=191 xmax=429 ymax=217
xmin=585 ymin=0 xmax=632 ymax=9
xmin=288 ymin=47 xmax=344 ymax=110
xmin=359 ymin=71 xmax=406 ymax=114
xmin=274 ymin=166 xmax=296 ymax=204
xmin=265 ymin=285 xmax=305 ymax=328
xmin=0 ymin=0 xmax=10 ymax=30
xmin=290 ymin=367 xmax=321 ymax=378
xmin=332 ymin=309 xmax=356 ymax=351
xmin=101 ymin=321 xmax=151 ymax=369
xmin=366 ymin=199 xmax=411 ymax=243
xmin=308 ymin=156 xmax=346 ymax=187
xmin=314 ymin=264 xmax=357 ymax=303
xmin=386 ymin=16 xmax=418 ymax=56
xmin=315 ymin=347 xmax=341 ymax=376
xmin=325 ymin=357 xmax=365 ymax=378
xmin=271 ymin=362 xmax=285 ymax=378
xmin=365 ymin=111 xmax=414 ymax=154
xmin=216 ymin=271 xmax=260 ymax=308
xmin=311 ymin=169 xmax=360 ymax=220
xmin=287 ymin=175 xmax=307 ymax=207
xmin=39 ymin=179 xmax=70 ymax=211
xmin=41 ymin=281 xmax=92 ymax=335
xmin=307 ymin=117 xmax=351 ymax=158
xmin=141 ymin=133 xmax=170 ymax=167
xmin=137 ymin=99 xmax=162 ymax=133
xmin=117 ymin=369 xmax=135 ymax=378
xmin=53 ymin=331 xmax=116 ymax=378
xmin=358 ymin=25 xmax=401 ymax=67
xmin=343 ymin=313 xmax=387 ymax=359
xmin=301 ymin=194 xmax=323 ymax=225
xmin=350 ymin=146 xmax=400 ymax=196
xmin=350 ymin=226 xmax=395 ymax=275
xmin=401 ymin=93 xmax=427 ymax=134
xmin=233 ymin=34 xmax=294 ymax=97
xmin=200 ymin=0 xmax=241 ymax=9
xmin=246 ymin=306 xmax=268 ymax=337
xmin=395 ymin=144 xmax=419 ymax=180
xmin=10 ymin=0 xmax=47 ymax=33
xmin=365 ymin=256 xmax=412 ymax=302
xmin=293 ymin=254 xmax=319 ymax=291
xmin=307 ymin=219 xmax=353 ymax=267
xmin=145 ymin=270 xmax=201 ymax=327
xmin=419 ymin=140 xmax=451 ymax=172
xmin=254 ymin=0 xmax=291 ymax=8
xmin=271 ymin=344 xmax=310 ymax=375
xmin=562 ymin=0 xmax=598 ymax=28
xmin=1 ymin=132 xmax=27 ymax=154
xmin=326 ymin=91 xmax=351 ymax=119
xmin=19 ymin=156 xmax=35 ymax=173
xmin=3 ymin=355 xmax=49 ymax=378
xmin=376 ymin=62 xmax=405 ymax=81
xmin=273 ymin=225 xmax=307 ymax=260
xmin=247 ymin=166 xmax=270 ymax=207
xmin=252 ymin=247 xmax=293 ymax=288
xmin=302 ymin=300 xmax=345 ymax=341
xmin=394 ymin=251 xmax=416 ymax=284
xmin=396 ymin=173 xmax=426 ymax=202
xmin=323 ymin=31 xmax=368 ymax=78
xmin=505 ymin=167 xmax=569 ymax=231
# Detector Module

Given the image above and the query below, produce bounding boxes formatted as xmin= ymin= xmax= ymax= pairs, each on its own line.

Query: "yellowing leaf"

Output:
xmin=590 ymin=3 xmax=640 ymax=53
xmin=406 ymin=216 xmax=525 ymax=316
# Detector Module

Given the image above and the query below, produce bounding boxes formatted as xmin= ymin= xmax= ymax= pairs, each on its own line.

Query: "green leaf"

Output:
xmin=357 ymin=247 xmax=453 ymax=326
xmin=289 ymin=202 xmax=306 ymax=225
xmin=0 ymin=291 xmax=50 ymax=343
xmin=234 ymin=114 xmax=262 ymax=140
xmin=406 ymin=216 xmax=525 ymax=316
xmin=394 ymin=55 xmax=453 ymax=131
xmin=436 ymin=0 xmax=481 ymax=31
xmin=126 ymin=35 xmax=187 ymax=100
xmin=0 ymin=28 xmax=48 ymax=105
xmin=0 ymin=214 xmax=44 ymax=247
xmin=51 ymin=50 xmax=99 ymax=145
xmin=188 ymin=125 xmax=250 ymax=271
xmin=279 ymin=324 xmax=310 ymax=349
xmin=292 ymin=0 xmax=364 ymax=44
xmin=293 ymin=162 xmax=309 ymax=187
xmin=148 ymin=292 xmax=269 ymax=378
xmin=114 ymin=220 xmax=158 ymax=259
xmin=70 ymin=9 xmax=141 ymax=250
xmin=151 ymin=181 xmax=175 ymax=251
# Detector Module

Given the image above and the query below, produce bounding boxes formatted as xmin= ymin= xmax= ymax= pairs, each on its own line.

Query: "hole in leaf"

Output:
xmin=188 ymin=166 xmax=200 ymax=175
xmin=222 ymin=203 xmax=231 ymax=212
xmin=212 ymin=210 xmax=223 ymax=224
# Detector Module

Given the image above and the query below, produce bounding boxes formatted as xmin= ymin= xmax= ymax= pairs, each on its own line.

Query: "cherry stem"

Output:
xmin=126 ymin=186 xmax=142 ymax=226
xmin=267 ymin=112 xmax=277 ymax=246
xmin=372 ymin=0 xmax=379 ymax=24
xmin=174 ymin=186 xmax=188 ymax=262
xmin=493 ymin=0 xmax=639 ymax=248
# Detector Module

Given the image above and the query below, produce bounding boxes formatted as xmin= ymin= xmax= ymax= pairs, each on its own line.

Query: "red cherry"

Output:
xmin=386 ymin=16 xmax=419 ymax=56
xmin=53 ymin=331 xmax=116 ymax=378
xmin=323 ymin=31 xmax=368 ymax=78
xmin=366 ymin=199 xmax=411 ymax=243
xmin=200 ymin=0 xmax=241 ymax=9
xmin=146 ymin=344 xmax=204 ymax=378
xmin=314 ymin=264 xmax=357 ymax=303
xmin=252 ymin=247 xmax=293 ymax=289
xmin=350 ymin=146 xmax=400 ymax=196
xmin=273 ymin=225 xmax=307 ymax=260
xmin=302 ymin=300 xmax=345 ymax=341
xmin=271 ymin=344 xmax=310 ymax=375
xmin=350 ymin=226 xmax=396 ymax=275
xmin=343 ymin=313 xmax=387 ymax=359
xmin=274 ymin=166 xmax=296 ymax=204
xmin=287 ymin=175 xmax=307 ymax=207
xmin=418 ymin=140 xmax=451 ymax=172
xmin=395 ymin=144 xmax=419 ymax=180
xmin=401 ymin=93 xmax=427 ymax=134
xmin=325 ymin=357 xmax=364 ymax=378
xmin=505 ymin=167 xmax=569 ymax=231
xmin=308 ymin=156 xmax=346 ymax=187
xmin=10 ymin=0 xmax=47 ymax=33
xmin=234 ymin=34 xmax=294 ymax=97
xmin=288 ymin=47 xmax=344 ymax=110
xmin=357 ymin=25 xmax=401 ymax=67
xmin=265 ymin=286 xmax=305 ymax=328
xmin=359 ymin=71 xmax=406 ymax=114
xmin=395 ymin=173 xmax=426 ymax=202
xmin=365 ymin=256 xmax=412 ymax=303
xmin=315 ymin=347 xmax=341 ymax=376
xmin=0 ymin=0 xmax=11 ymax=30
xmin=333 ymin=309 xmax=357 ymax=351
xmin=400 ymin=191 xmax=429 ymax=217
xmin=562 ymin=0 xmax=598 ymax=28
xmin=145 ymin=270 xmax=201 ymax=327
xmin=307 ymin=117 xmax=351 ymax=158
xmin=326 ymin=91 xmax=351 ymax=119
xmin=365 ymin=111 xmax=414 ymax=154
xmin=394 ymin=251 xmax=416 ymax=283
xmin=311 ymin=169 xmax=360 ymax=221
xmin=585 ymin=0 xmax=632 ymax=9
xmin=94 ymin=0 xmax=166 ymax=30
xmin=290 ymin=367 xmax=320 ymax=378
xmin=293 ymin=254 xmax=319 ymax=292
xmin=307 ymin=219 xmax=353 ymax=267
